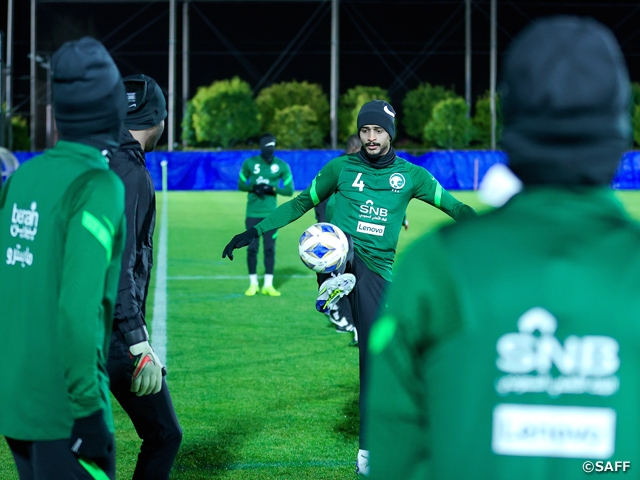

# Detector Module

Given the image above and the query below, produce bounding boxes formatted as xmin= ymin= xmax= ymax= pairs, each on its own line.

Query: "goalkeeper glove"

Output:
xmin=222 ymin=227 xmax=259 ymax=260
xmin=252 ymin=183 xmax=266 ymax=198
xmin=129 ymin=340 xmax=164 ymax=396
xmin=69 ymin=410 xmax=113 ymax=469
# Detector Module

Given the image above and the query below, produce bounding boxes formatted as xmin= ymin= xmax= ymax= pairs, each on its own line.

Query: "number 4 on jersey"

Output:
xmin=352 ymin=172 xmax=365 ymax=192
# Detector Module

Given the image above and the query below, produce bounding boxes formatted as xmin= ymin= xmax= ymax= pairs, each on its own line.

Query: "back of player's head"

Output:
xmin=357 ymin=100 xmax=396 ymax=140
xmin=346 ymin=134 xmax=361 ymax=154
xmin=123 ymin=74 xmax=167 ymax=131
xmin=500 ymin=15 xmax=631 ymax=186
xmin=51 ymin=37 xmax=126 ymax=147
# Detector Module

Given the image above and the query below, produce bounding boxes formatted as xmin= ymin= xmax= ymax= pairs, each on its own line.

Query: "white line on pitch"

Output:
xmin=151 ymin=193 xmax=168 ymax=365
xmin=168 ymin=274 xmax=315 ymax=280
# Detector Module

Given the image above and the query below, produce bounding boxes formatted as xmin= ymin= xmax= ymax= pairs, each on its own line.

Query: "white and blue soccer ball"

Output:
xmin=298 ymin=222 xmax=349 ymax=273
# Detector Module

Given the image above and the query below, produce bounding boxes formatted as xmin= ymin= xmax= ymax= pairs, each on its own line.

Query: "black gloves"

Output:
xmin=262 ymin=185 xmax=276 ymax=196
xmin=252 ymin=183 xmax=266 ymax=198
xmin=252 ymin=184 xmax=276 ymax=198
xmin=69 ymin=410 xmax=113 ymax=469
xmin=222 ymin=227 xmax=259 ymax=260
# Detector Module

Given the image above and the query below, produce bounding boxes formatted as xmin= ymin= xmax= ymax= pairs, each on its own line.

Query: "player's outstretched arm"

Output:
xmin=411 ymin=164 xmax=477 ymax=221
xmin=222 ymin=157 xmax=345 ymax=261
xmin=222 ymin=227 xmax=259 ymax=260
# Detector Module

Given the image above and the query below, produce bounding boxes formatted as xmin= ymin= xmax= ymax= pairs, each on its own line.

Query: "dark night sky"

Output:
xmin=2 ymin=0 xmax=640 ymax=146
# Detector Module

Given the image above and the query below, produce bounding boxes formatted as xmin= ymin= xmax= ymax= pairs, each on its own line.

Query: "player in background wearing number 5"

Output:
xmin=237 ymin=133 xmax=294 ymax=296
xmin=223 ymin=100 xmax=476 ymax=475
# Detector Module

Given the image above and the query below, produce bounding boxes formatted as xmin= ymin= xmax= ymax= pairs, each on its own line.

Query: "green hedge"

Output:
xmin=256 ymin=80 xmax=329 ymax=142
xmin=185 ymin=76 xmax=261 ymax=148
xmin=403 ymin=83 xmax=456 ymax=141
xmin=271 ymin=105 xmax=325 ymax=149
xmin=179 ymin=76 xmax=514 ymax=150
xmin=472 ymin=90 xmax=502 ymax=148
xmin=424 ymin=97 xmax=473 ymax=149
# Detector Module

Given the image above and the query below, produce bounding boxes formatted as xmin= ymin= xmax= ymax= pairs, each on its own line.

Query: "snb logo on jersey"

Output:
xmin=358 ymin=200 xmax=387 ymax=235
xmin=10 ymin=202 xmax=39 ymax=241
xmin=256 ymin=176 xmax=270 ymax=185
xmin=495 ymin=307 xmax=620 ymax=396
xmin=389 ymin=173 xmax=406 ymax=192
xmin=359 ymin=200 xmax=388 ymax=221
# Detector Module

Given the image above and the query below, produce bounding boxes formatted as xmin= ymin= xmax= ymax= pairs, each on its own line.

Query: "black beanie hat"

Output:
xmin=52 ymin=37 xmax=126 ymax=146
xmin=500 ymin=16 xmax=632 ymax=186
xmin=357 ymin=100 xmax=396 ymax=140
xmin=123 ymin=74 xmax=167 ymax=130
xmin=259 ymin=133 xmax=276 ymax=150
xmin=259 ymin=133 xmax=276 ymax=160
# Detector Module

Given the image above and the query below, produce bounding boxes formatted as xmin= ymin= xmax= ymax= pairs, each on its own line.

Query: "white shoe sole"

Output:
xmin=316 ymin=274 xmax=356 ymax=313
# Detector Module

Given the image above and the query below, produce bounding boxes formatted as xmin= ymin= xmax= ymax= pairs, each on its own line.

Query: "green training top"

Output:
xmin=0 ymin=141 xmax=126 ymax=441
xmin=238 ymin=155 xmax=294 ymax=217
xmin=255 ymin=153 xmax=471 ymax=281
xmin=367 ymin=188 xmax=640 ymax=479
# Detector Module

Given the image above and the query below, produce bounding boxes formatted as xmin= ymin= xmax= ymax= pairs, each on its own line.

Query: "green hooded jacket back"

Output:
xmin=0 ymin=141 xmax=125 ymax=440
xmin=367 ymin=188 xmax=640 ymax=479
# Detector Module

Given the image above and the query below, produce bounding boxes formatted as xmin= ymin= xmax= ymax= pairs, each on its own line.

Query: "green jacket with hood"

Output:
xmin=0 ymin=141 xmax=126 ymax=440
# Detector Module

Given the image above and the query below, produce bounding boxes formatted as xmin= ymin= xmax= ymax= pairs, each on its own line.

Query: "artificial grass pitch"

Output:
xmin=2 ymin=190 xmax=636 ymax=479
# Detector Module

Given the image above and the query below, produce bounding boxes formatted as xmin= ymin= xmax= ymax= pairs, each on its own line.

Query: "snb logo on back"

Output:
xmin=389 ymin=173 xmax=405 ymax=192
xmin=495 ymin=307 xmax=620 ymax=396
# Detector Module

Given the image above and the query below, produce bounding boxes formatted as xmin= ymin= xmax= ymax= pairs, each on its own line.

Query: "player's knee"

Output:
xmin=144 ymin=422 xmax=182 ymax=454
xmin=165 ymin=424 xmax=183 ymax=453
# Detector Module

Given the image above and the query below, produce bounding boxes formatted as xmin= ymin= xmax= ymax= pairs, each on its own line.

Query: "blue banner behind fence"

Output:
xmin=13 ymin=150 xmax=640 ymax=190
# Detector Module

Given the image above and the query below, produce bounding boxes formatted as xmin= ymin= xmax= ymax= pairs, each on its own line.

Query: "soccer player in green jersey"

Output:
xmin=0 ymin=37 xmax=127 ymax=480
xmin=223 ymin=100 xmax=476 ymax=475
xmin=237 ymin=133 xmax=294 ymax=296
xmin=366 ymin=17 xmax=640 ymax=480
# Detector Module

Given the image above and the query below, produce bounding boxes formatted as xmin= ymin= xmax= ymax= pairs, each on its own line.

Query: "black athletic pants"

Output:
xmin=6 ymin=436 xmax=116 ymax=480
xmin=314 ymin=199 xmax=328 ymax=223
xmin=107 ymin=331 xmax=182 ymax=480
xmin=245 ymin=217 xmax=278 ymax=275
xmin=318 ymin=238 xmax=389 ymax=449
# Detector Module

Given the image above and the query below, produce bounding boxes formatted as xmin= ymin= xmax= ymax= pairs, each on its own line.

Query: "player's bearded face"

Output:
xmin=144 ymin=120 xmax=165 ymax=153
xmin=359 ymin=125 xmax=391 ymax=158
